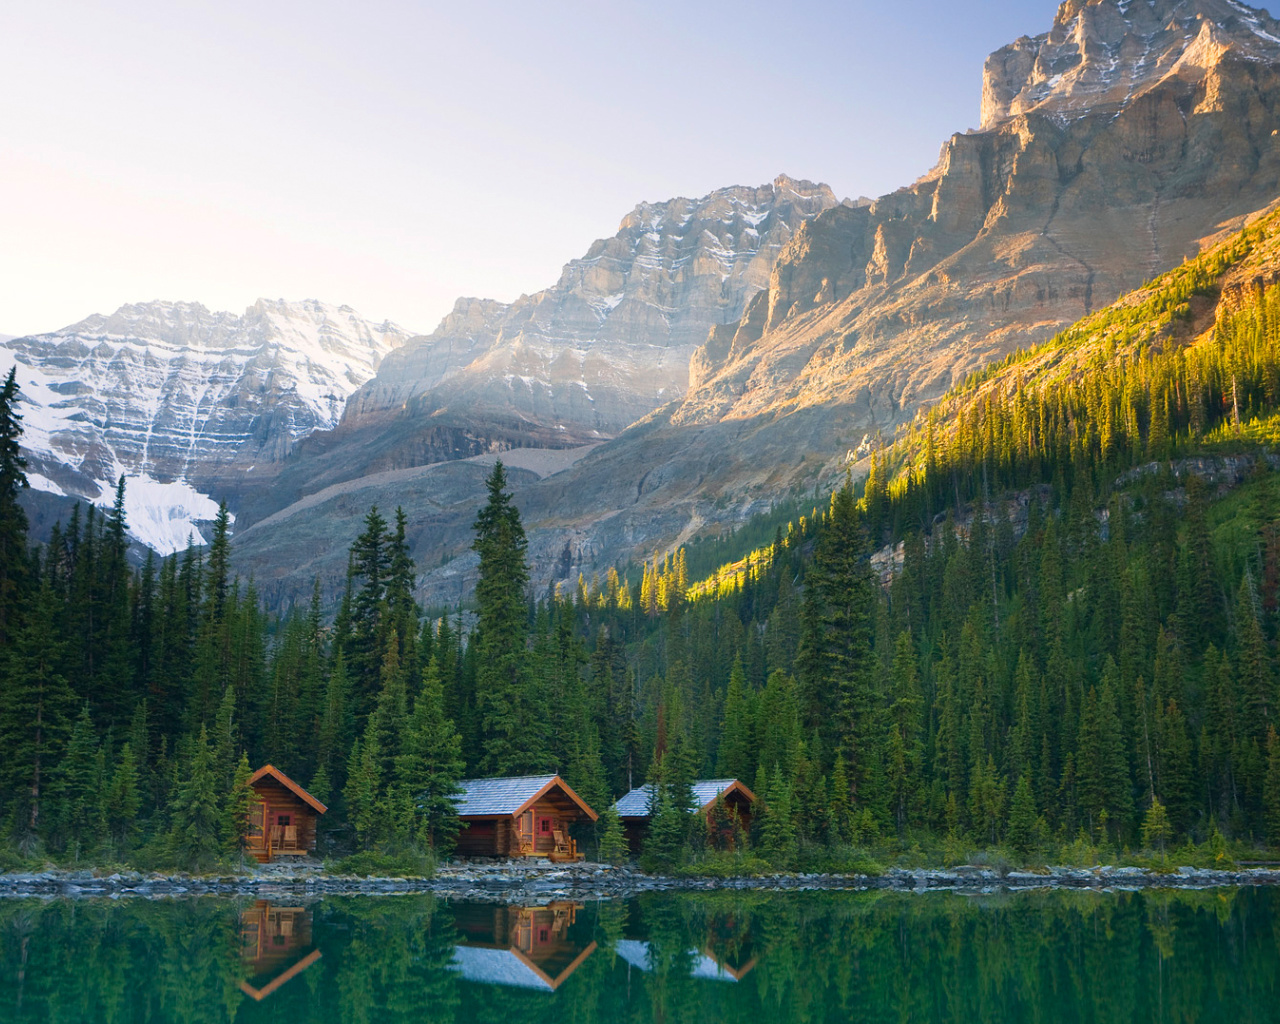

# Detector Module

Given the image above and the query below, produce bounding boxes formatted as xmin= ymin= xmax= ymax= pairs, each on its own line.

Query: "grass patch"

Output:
xmin=328 ymin=849 xmax=436 ymax=878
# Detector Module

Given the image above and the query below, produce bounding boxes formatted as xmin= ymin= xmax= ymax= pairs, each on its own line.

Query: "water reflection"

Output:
xmin=613 ymin=940 xmax=755 ymax=982
xmin=237 ymin=901 xmax=321 ymax=1001
xmin=1 ymin=888 xmax=1279 ymax=1022
xmin=452 ymin=902 xmax=597 ymax=992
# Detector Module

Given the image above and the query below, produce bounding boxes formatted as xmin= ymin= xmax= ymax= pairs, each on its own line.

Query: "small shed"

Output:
xmin=245 ymin=765 xmax=328 ymax=863
xmin=613 ymin=779 xmax=756 ymax=855
xmin=453 ymin=775 xmax=598 ymax=861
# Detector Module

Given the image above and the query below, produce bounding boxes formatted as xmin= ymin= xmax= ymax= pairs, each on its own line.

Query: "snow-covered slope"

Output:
xmin=2 ymin=299 xmax=412 ymax=553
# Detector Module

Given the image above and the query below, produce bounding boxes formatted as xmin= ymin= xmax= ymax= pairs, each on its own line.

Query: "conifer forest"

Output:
xmin=7 ymin=213 xmax=1280 ymax=875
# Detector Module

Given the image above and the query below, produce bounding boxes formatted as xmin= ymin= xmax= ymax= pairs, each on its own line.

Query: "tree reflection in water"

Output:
xmin=0 ymin=888 xmax=1277 ymax=1022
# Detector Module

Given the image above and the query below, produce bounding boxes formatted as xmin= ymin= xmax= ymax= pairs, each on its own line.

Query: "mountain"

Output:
xmin=238 ymin=176 xmax=843 ymax=521
xmin=2 ymin=299 xmax=412 ymax=552
xmin=231 ymin=0 xmax=1280 ymax=610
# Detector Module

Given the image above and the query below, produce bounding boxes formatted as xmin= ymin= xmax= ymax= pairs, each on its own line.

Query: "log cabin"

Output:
xmin=453 ymin=775 xmax=598 ymax=861
xmin=245 ymin=765 xmax=328 ymax=863
xmin=613 ymin=779 xmax=756 ymax=856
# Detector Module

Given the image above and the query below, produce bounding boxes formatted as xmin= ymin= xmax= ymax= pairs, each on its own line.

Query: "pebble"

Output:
xmin=0 ymin=861 xmax=1276 ymax=901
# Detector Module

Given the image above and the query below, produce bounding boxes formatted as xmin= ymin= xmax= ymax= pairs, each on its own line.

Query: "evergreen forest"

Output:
xmin=7 ymin=210 xmax=1280 ymax=874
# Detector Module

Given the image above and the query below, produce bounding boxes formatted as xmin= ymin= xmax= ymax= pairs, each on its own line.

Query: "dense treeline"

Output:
xmin=6 ymin=210 xmax=1280 ymax=872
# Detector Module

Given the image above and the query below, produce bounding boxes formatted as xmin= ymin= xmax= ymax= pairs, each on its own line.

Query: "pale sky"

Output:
xmin=0 ymin=0 xmax=1044 ymax=338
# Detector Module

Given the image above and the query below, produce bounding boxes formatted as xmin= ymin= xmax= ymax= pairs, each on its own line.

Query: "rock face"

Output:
xmin=3 ymin=300 xmax=411 ymax=553
xmin=236 ymin=177 xmax=843 ymax=525
xmin=346 ymin=175 xmax=842 ymax=436
xmin=234 ymin=0 xmax=1280 ymax=609
xmin=982 ymin=0 xmax=1280 ymax=128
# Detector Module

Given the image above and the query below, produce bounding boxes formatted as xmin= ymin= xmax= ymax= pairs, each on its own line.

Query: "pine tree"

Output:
xmin=397 ymin=657 xmax=465 ymax=854
xmin=0 ymin=577 xmax=74 ymax=834
xmin=344 ymin=734 xmax=383 ymax=850
xmin=716 ymin=659 xmax=753 ymax=779
xmin=1265 ymin=726 xmax=1280 ymax=847
xmin=167 ymin=727 xmax=223 ymax=869
xmin=105 ymin=742 xmax=142 ymax=854
xmin=1142 ymin=798 xmax=1173 ymax=862
xmin=1007 ymin=772 xmax=1038 ymax=856
xmin=886 ymin=631 xmax=924 ymax=835
xmin=0 ymin=367 xmax=29 ymax=649
xmin=225 ymin=751 xmax=254 ymax=860
xmin=760 ymin=764 xmax=797 ymax=867
xmin=472 ymin=462 xmax=543 ymax=774
xmin=597 ymin=803 xmax=627 ymax=864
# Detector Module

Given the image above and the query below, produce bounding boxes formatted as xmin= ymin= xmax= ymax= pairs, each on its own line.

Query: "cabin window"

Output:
xmin=539 ymin=928 xmax=550 ymax=944
xmin=539 ymin=817 xmax=552 ymax=834
xmin=277 ymin=814 xmax=291 ymax=827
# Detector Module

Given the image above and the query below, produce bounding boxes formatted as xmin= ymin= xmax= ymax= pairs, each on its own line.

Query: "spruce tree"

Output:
xmin=1007 ymin=772 xmax=1038 ymax=856
xmin=0 ymin=576 xmax=74 ymax=835
xmin=716 ymin=658 xmax=752 ymax=780
xmin=225 ymin=752 xmax=254 ymax=860
xmin=0 ymin=367 xmax=29 ymax=649
xmin=472 ymin=462 xmax=542 ymax=774
xmin=105 ymin=742 xmax=142 ymax=854
xmin=167 ymin=727 xmax=223 ymax=869
xmin=597 ymin=802 xmax=627 ymax=864
xmin=398 ymin=657 xmax=464 ymax=854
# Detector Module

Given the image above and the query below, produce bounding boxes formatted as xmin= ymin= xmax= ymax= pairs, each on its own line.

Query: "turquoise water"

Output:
xmin=1 ymin=887 xmax=1277 ymax=1022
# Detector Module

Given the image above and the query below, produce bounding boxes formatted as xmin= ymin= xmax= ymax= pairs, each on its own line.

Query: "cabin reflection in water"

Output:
xmin=614 ymin=939 xmax=757 ymax=982
xmin=451 ymin=902 xmax=597 ymax=991
xmin=238 ymin=901 xmax=322 ymax=1002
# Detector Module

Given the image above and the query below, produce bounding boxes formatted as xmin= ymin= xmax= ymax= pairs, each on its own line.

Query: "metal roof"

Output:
xmin=613 ymin=941 xmax=741 ymax=983
xmin=613 ymin=779 xmax=748 ymax=819
xmin=454 ymin=775 xmax=558 ymax=815
xmin=452 ymin=774 xmax=599 ymax=820
xmin=451 ymin=946 xmax=553 ymax=991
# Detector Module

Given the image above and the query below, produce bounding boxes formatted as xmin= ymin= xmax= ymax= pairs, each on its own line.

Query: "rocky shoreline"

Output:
xmin=2 ymin=861 xmax=1280 ymax=901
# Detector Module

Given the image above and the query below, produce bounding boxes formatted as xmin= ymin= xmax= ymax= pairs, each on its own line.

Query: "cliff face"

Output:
xmin=340 ymin=175 xmax=841 ymax=437
xmin=676 ymin=0 xmax=1280 ymax=436
xmin=236 ymin=176 xmax=841 ymax=525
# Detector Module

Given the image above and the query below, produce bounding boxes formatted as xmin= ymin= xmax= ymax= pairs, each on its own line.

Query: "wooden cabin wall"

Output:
xmin=455 ymin=819 xmax=499 ymax=857
xmin=249 ymin=780 xmax=318 ymax=854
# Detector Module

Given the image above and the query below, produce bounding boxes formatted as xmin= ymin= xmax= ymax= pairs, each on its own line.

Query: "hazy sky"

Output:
xmin=1 ymin=0 xmax=1046 ymax=338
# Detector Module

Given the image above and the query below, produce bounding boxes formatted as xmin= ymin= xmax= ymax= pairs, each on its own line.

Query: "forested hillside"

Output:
xmin=6 ymin=205 xmax=1280 ymax=872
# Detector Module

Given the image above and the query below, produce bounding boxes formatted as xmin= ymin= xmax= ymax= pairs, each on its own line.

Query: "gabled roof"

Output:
xmin=613 ymin=779 xmax=756 ymax=819
xmin=452 ymin=946 xmax=556 ymax=991
xmin=613 ymin=941 xmax=750 ymax=983
xmin=248 ymin=765 xmax=329 ymax=815
xmin=451 ymin=941 xmax=598 ymax=991
xmin=454 ymin=775 xmax=599 ymax=821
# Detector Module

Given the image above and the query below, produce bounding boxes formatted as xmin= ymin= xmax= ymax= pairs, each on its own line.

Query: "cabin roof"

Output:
xmin=613 ymin=941 xmax=745 ymax=983
xmin=248 ymin=765 xmax=329 ymax=815
xmin=454 ymin=774 xmax=598 ymax=821
xmin=613 ymin=779 xmax=755 ymax=819
xmin=451 ymin=945 xmax=555 ymax=990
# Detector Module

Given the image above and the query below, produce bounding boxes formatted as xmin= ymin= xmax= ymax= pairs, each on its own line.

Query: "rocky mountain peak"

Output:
xmin=4 ymin=298 xmax=413 ymax=553
xmin=982 ymin=0 xmax=1280 ymax=128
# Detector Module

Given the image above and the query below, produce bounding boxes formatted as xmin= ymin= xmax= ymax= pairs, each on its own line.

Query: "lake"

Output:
xmin=0 ymin=887 xmax=1276 ymax=1022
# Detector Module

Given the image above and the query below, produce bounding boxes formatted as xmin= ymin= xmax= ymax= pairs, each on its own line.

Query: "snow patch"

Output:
xmin=112 ymin=473 xmax=225 ymax=555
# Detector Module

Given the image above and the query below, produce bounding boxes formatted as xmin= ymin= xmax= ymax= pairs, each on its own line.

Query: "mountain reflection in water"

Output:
xmin=1 ymin=888 xmax=1278 ymax=1022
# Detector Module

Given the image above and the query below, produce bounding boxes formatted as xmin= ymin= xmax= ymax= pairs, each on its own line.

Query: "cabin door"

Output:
xmin=536 ymin=814 xmax=554 ymax=851
xmin=517 ymin=811 xmax=535 ymax=855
